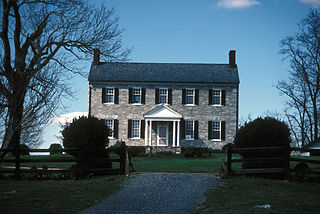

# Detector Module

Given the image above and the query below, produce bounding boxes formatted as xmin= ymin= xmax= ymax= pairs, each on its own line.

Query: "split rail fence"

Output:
xmin=0 ymin=144 xmax=130 ymax=177
xmin=222 ymin=144 xmax=320 ymax=179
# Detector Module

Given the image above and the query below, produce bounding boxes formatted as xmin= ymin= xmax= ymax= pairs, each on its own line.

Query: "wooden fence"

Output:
xmin=221 ymin=144 xmax=320 ymax=179
xmin=0 ymin=143 xmax=130 ymax=178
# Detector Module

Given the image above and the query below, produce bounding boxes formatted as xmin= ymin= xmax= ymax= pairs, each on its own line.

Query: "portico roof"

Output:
xmin=144 ymin=104 xmax=182 ymax=120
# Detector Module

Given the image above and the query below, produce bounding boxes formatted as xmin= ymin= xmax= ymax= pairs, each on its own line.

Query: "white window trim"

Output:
xmin=211 ymin=121 xmax=222 ymax=142
xmin=159 ymin=88 xmax=168 ymax=104
xmin=185 ymin=88 xmax=195 ymax=106
xmin=105 ymin=119 xmax=114 ymax=139
xmin=104 ymin=87 xmax=115 ymax=104
xmin=132 ymin=87 xmax=142 ymax=104
xmin=185 ymin=120 xmax=194 ymax=140
xmin=211 ymin=89 xmax=222 ymax=106
xmin=131 ymin=119 xmax=141 ymax=139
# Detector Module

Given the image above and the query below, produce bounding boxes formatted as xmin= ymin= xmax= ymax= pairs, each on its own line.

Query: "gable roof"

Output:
xmin=144 ymin=104 xmax=182 ymax=119
xmin=88 ymin=62 xmax=239 ymax=84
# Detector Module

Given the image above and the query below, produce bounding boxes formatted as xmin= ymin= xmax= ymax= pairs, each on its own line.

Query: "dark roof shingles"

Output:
xmin=89 ymin=62 xmax=239 ymax=84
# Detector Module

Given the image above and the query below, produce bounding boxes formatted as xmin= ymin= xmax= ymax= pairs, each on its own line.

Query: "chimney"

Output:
xmin=229 ymin=50 xmax=236 ymax=68
xmin=93 ymin=48 xmax=100 ymax=65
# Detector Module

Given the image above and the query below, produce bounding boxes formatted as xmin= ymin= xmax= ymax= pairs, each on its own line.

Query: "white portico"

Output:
xmin=144 ymin=105 xmax=182 ymax=147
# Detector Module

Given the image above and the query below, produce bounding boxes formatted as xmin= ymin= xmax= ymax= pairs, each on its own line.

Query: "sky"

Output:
xmin=43 ymin=0 xmax=319 ymax=148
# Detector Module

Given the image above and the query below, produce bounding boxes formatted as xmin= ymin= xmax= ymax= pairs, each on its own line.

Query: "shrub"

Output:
xmin=181 ymin=147 xmax=216 ymax=158
xmin=234 ymin=117 xmax=291 ymax=148
xmin=62 ymin=116 xmax=110 ymax=175
xmin=49 ymin=143 xmax=63 ymax=155
xmin=20 ymin=144 xmax=30 ymax=155
xmin=234 ymin=117 xmax=291 ymax=178
xmin=128 ymin=146 xmax=145 ymax=157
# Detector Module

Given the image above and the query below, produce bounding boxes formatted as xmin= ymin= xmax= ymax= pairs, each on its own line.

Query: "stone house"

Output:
xmin=88 ymin=50 xmax=240 ymax=150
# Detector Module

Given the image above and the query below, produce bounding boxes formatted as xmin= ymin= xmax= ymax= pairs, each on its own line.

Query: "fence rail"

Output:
xmin=0 ymin=143 xmax=130 ymax=178
xmin=221 ymin=144 xmax=320 ymax=179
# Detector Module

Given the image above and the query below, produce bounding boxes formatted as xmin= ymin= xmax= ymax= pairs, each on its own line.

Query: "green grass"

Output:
xmin=198 ymin=176 xmax=320 ymax=214
xmin=0 ymin=176 xmax=123 ymax=214
xmin=131 ymin=153 xmax=225 ymax=173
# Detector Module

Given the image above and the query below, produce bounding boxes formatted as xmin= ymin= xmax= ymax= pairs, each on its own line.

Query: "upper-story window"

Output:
xmin=133 ymin=88 xmax=141 ymax=104
xmin=186 ymin=89 xmax=195 ymax=105
xmin=212 ymin=90 xmax=221 ymax=105
xmin=209 ymin=89 xmax=225 ymax=106
xmin=102 ymin=87 xmax=118 ymax=104
xmin=159 ymin=89 xmax=168 ymax=104
xmin=182 ymin=89 xmax=198 ymax=105
xmin=105 ymin=88 xmax=114 ymax=103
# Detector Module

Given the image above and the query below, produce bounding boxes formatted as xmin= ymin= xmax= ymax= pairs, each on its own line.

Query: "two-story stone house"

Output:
xmin=88 ymin=50 xmax=240 ymax=150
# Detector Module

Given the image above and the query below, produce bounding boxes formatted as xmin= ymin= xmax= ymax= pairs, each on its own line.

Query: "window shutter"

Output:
xmin=221 ymin=121 xmax=226 ymax=141
xmin=128 ymin=119 xmax=132 ymax=138
xmin=195 ymin=89 xmax=199 ymax=105
xmin=194 ymin=120 xmax=199 ymax=140
xmin=114 ymin=88 xmax=119 ymax=104
xmin=222 ymin=90 xmax=226 ymax=106
xmin=114 ymin=119 xmax=118 ymax=139
xmin=128 ymin=88 xmax=132 ymax=104
xmin=182 ymin=89 xmax=186 ymax=105
xmin=209 ymin=89 xmax=213 ymax=105
xmin=140 ymin=120 xmax=145 ymax=139
xmin=141 ymin=88 xmax=146 ymax=104
xmin=168 ymin=89 xmax=172 ymax=105
xmin=102 ymin=88 xmax=106 ymax=103
xmin=180 ymin=119 xmax=185 ymax=139
xmin=155 ymin=88 xmax=159 ymax=104
xmin=208 ymin=121 xmax=212 ymax=140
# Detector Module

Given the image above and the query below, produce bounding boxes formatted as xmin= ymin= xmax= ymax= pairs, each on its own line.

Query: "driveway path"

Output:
xmin=79 ymin=173 xmax=217 ymax=214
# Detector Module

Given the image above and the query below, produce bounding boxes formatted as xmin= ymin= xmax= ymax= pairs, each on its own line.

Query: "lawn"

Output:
xmin=0 ymin=175 xmax=123 ymax=214
xmin=131 ymin=153 xmax=225 ymax=173
xmin=197 ymin=176 xmax=320 ymax=214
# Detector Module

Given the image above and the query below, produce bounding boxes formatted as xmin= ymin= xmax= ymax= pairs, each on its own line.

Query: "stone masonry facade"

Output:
xmin=89 ymin=82 xmax=239 ymax=149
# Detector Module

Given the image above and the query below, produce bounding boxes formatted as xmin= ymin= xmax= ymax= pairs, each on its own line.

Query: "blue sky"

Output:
xmin=43 ymin=0 xmax=319 ymax=148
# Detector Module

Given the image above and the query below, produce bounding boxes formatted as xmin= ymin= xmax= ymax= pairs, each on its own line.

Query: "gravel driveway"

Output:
xmin=79 ymin=173 xmax=217 ymax=214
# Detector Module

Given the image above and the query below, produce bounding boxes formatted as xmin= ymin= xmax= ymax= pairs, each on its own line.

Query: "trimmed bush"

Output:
xmin=49 ymin=143 xmax=63 ymax=155
xmin=234 ymin=117 xmax=291 ymax=148
xmin=110 ymin=142 xmax=145 ymax=157
xmin=234 ymin=117 xmax=291 ymax=178
xmin=62 ymin=116 xmax=110 ymax=175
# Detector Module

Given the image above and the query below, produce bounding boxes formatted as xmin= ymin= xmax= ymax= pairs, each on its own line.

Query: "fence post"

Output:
xmin=284 ymin=146 xmax=290 ymax=179
xmin=119 ymin=141 xmax=126 ymax=175
xmin=227 ymin=144 xmax=232 ymax=176
xmin=14 ymin=144 xmax=20 ymax=178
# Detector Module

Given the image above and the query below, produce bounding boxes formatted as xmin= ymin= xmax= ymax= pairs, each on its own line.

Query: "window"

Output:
xmin=105 ymin=88 xmax=114 ymax=103
xmin=212 ymin=121 xmax=221 ymax=140
xmin=105 ymin=119 xmax=114 ymax=138
xmin=132 ymin=88 xmax=141 ymax=104
xmin=186 ymin=89 xmax=195 ymax=105
xmin=132 ymin=120 xmax=140 ymax=138
xmin=159 ymin=89 xmax=168 ymax=104
xmin=185 ymin=120 xmax=194 ymax=139
xmin=212 ymin=90 xmax=221 ymax=105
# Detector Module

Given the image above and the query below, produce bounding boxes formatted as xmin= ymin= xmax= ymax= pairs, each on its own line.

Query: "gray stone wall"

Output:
xmin=89 ymin=82 xmax=238 ymax=149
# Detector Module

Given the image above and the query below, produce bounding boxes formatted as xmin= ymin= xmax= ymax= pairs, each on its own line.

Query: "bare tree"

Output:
xmin=276 ymin=9 xmax=320 ymax=147
xmin=0 ymin=0 xmax=131 ymax=158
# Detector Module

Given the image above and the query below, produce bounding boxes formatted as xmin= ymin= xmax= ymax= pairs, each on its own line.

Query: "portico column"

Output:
xmin=145 ymin=119 xmax=148 ymax=146
xmin=172 ymin=121 xmax=176 ymax=147
xmin=149 ymin=120 xmax=152 ymax=146
xmin=177 ymin=120 xmax=180 ymax=147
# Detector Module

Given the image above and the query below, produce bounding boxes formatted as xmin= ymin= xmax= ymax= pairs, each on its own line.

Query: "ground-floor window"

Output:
xmin=185 ymin=120 xmax=194 ymax=140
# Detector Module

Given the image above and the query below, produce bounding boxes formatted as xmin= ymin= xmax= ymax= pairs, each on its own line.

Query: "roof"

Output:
xmin=88 ymin=62 xmax=240 ymax=84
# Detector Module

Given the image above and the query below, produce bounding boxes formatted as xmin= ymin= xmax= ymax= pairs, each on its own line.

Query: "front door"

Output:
xmin=157 ymin=124 xmax=169 ymax=146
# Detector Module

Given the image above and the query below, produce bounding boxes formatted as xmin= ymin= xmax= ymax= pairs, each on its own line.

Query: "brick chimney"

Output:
xmin=93 ymin=48 xmax=100 ymax=65
xmin=229 ymin=50 xmax=236 ymax=68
